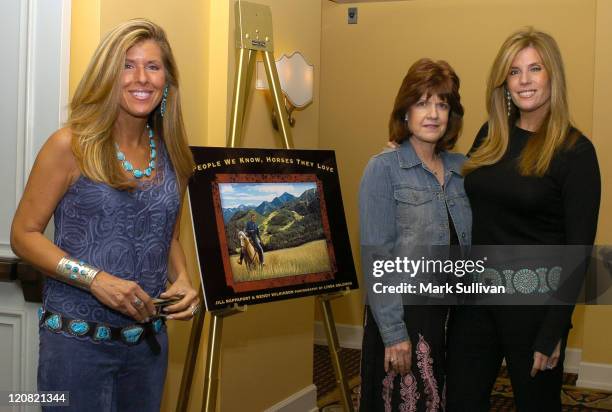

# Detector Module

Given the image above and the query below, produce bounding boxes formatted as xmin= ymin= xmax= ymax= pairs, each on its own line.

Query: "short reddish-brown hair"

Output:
xmin=389 ymin=58 xmax=464 ymax=151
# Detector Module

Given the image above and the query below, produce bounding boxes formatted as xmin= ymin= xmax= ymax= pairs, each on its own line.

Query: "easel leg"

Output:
xmin=262 ymin=50 xmax=294 ymax=149
xmin=228 ymin=48 xmax=253 ymax=148
xmin=202 ymin=314 xmax=224 ymax=412
xmin=177 ymin=286 xmax=206 ymax=412
xmin=319 ymin=297 xmax=355 ymax=412
xmin=240 ymin=49 xmax=257 ymax=131
xmin=198 ymin=306 xmax=246 ymax=412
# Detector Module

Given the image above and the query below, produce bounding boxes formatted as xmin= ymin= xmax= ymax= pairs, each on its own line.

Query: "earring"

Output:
xmin=404 ymin=114 xmax=408 ymax=122
xmin=160 ymin=85 xmax=169 ymax=118
xmin=505 ymin=88 xmax=512 ymax=118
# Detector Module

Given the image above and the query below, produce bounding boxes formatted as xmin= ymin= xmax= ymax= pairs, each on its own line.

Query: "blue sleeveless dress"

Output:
xmin=44 ymin=139 xmax=180 ymax=328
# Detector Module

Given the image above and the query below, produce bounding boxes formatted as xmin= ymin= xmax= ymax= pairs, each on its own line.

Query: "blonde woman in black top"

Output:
xmin=446 ymin=28 xmax=600 ymax=411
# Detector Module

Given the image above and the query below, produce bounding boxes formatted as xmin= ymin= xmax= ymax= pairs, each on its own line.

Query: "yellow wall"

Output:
xmin=319 ymin=0 xmax=611 ymax=365
xmin=581 ymin=0 xmax=612 ymax=365
xmin=69 ymin=0 xmax=100 ymax=97
xmin=567 ymin=305 xmax=584 ymax=348
xmin=69 ymin=0 xmax=322 ymax=410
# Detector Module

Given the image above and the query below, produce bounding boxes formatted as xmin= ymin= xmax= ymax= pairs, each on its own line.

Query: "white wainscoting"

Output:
xmin=0 ymin=311 xmax=25 ymax=393
xmin=0 ymin=282 xmax=42 ymax=412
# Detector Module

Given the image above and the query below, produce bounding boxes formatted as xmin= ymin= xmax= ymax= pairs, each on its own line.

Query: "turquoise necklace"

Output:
xmin=115 ymin=124 xmax=157 ymax=179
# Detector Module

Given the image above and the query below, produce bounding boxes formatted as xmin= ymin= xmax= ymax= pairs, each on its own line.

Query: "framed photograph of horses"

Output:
xmin=188 ymin=147 xmax=358 ymax=311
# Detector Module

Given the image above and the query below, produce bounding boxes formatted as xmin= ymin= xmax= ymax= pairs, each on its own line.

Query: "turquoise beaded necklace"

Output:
xmin=115 ymin=124 xmax=157 ymax=179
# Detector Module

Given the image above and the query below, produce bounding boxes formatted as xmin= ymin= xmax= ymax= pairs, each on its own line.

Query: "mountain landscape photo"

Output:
xmin=219 ymin=182 xmax=333 ymax=281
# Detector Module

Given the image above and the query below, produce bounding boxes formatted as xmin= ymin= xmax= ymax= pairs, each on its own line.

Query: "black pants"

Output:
xmin=446 ymin=306 xmax=566 ymax=412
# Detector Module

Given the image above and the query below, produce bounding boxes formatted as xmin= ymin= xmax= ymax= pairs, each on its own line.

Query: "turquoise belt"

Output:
xmin=38 ymin=307 xmax=165 ymax=346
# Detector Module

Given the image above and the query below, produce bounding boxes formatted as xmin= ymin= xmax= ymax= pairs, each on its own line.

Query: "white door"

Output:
xmin=0 ymin=1 xmax=70 ymax=410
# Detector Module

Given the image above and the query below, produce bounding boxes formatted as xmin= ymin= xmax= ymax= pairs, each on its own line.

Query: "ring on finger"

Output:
xmin=191 ymin=304 xmax=201 ymax=316
xmin=133 ymin=297 xmax=143 ymax=308
xmin=546 ymin=363 xmax=554 ymax=370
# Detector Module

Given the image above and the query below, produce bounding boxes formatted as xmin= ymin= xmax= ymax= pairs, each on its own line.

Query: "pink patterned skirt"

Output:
xmin=359 ymin=305 xmax=448 ymax=412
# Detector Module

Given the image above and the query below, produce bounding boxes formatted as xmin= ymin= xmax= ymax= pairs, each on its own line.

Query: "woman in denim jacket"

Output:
xmin=359 ymin=58 xmax=471 ymax=411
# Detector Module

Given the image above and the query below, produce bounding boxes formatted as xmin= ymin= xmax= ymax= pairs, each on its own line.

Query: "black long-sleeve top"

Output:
xmin=465 ymin=123 xmax=601 ymax=355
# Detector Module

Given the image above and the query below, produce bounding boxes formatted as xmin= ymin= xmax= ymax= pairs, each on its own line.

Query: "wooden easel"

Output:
xmin=176 ymin=2 xmax=354 ymax=411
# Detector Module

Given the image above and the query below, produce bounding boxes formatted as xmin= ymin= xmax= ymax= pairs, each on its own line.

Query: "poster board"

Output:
xmin=188 ymin=146 xmax=359 ymax=311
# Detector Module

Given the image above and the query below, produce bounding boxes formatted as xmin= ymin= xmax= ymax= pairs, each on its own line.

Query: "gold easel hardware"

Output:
xmin=318 ymin=287 xmax=355 ymax=412
xmin=228 ymin=1 xmax=294 ymax=149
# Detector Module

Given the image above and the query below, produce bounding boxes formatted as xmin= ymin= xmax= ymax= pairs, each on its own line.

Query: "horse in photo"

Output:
xmin=238 ymin=230 xmax=261 ymax=271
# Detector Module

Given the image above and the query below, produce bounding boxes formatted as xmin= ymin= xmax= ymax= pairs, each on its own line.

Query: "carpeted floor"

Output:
xmin=313 ymin=344 xmax=612 ymax=411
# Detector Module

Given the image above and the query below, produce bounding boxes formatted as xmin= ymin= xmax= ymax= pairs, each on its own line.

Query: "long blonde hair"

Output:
xmin=68 ymin=19 xmax=194 ymax=190
xmin=463 ymin=27 xmax=577 ymax=176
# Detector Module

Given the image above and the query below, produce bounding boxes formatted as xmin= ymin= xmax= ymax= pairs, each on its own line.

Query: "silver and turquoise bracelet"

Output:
xmin=55 ymin=257 xmax=101 ymax=290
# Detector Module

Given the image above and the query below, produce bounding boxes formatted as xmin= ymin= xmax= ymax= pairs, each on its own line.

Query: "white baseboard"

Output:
xmin=314 ymin=321 xmax=363 ymax=349
xmin=263 ymin=384 xmax=318 ymax=412
xmin=563 ymin=348 xmax=582 ymax=374
xmin=577 ymin=361 xmax=612 ymax=391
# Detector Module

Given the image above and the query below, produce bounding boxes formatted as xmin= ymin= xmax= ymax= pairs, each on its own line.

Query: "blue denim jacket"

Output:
xmin=359 ymin=140 xmax=472 ymax=346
